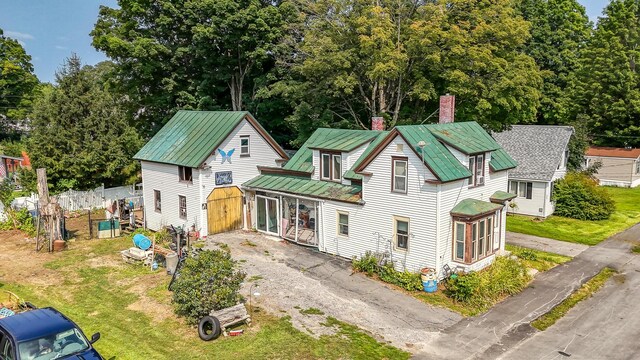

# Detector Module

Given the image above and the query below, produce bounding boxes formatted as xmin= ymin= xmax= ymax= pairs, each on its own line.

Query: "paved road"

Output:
xmin=506 ymin=231 xmax=589 ymax=257
xmin=419 ymin=224 xmax=640 ymax=359
xmin=497 ymin=225 xmax=640 ymax=360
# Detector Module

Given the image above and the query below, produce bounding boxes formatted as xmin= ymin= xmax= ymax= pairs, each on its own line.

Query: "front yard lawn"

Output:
xmin=0 ymin=235 xmax=407 ymax=360
xmin=506 ymin=186 xmax=640 ymax=245
xmin=505 ymin=244 xmax=572 ymax=272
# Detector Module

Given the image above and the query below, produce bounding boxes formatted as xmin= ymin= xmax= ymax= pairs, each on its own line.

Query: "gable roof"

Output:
xmin=492 ymin=125 xmax=573 ymax=181
xmin=134 ymin=110 xmax=288 ymax=168
xmin=428 ymin=122 xmax=501 ymax=154
xmin=283 ymin=128 xmax=386 ymax=174
xmin=586 ymin=146 xmax=640 ymax=159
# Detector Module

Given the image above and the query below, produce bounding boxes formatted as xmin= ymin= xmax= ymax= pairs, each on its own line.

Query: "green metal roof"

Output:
xmin=283 ymin=128 xmax=384 ymax=174
xmin=135 ymin=111 xmax=257 ymax=167
xmin=490 ymin=190 xmax=517 ymax=203
xmin=428 ymin=122 xmax=501 ymax=154
xmin=489 ymin=148 xmax=518 ymax=172
xmin=396 ymin=125 xmax=472 ymax=182
xmin=450 ymin=198 xmax=502 ymax=217
xmin=343 ymin=131 xmax=390 ymax=180
xmin=243 ymin=175 xmax=362 ymax=203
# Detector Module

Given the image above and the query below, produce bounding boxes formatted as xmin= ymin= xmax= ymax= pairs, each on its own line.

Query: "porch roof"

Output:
xmin=450 ymin=198 xmax=502 ymax=218
xmin=243 ymin=175 xmax=362 ymax=204
xmin=490 ymin=190 xmax=517 ymax=203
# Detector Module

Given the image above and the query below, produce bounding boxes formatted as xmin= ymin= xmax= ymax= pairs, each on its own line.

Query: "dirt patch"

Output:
xmin=87 ymin=256 xmax=123 ymax=269
xmin=125 ymin=276 xmax=174 ymax=324
xmin=0 ymin=230 xmax=59 ymax=286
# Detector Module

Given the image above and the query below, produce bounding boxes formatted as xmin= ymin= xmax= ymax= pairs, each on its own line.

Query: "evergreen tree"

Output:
xmin=28 ymin=55 xmax=142 ymax=192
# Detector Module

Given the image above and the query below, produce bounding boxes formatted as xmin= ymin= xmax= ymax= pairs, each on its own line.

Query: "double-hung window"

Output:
xmin=320 ymin=152 xmax=342 ymax=182
xmin=453 ymin=215 xmax=496 ymax=264
xmin=392 ymin=157 xmax=408 ymax=193
xmin=509 ymin=181 xmax=532 ymax=199
xmin=154 ymin=190 xmax=161 ymax=212
xmin=179 ymin=195 xmax=187 ymax=219
xmin=178 ymin=166 xmax=193 ymax=183
xmin=337 ymin=211 xmax=349 ymax=236
xmin=240 ymin=135 xmax=250 ymax=157
xmin=468 ymin=154 xmax=485 ymax=187
xmin=394 ymin=217 xmax=409 ymax=250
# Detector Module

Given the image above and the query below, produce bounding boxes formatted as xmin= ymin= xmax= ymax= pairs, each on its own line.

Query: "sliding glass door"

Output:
xmin=256 ymin=196 xmax=279 ymax=235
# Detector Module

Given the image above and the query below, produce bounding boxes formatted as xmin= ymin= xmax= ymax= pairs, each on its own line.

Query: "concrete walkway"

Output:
xmin=506 ymin=231 xmax=589 ymax=257
xmin=419 ymin=223 xmax=640 ymax=359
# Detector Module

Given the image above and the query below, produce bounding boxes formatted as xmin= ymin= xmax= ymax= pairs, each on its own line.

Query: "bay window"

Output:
xmin=452 ymin=215 xmax=497 ymax=264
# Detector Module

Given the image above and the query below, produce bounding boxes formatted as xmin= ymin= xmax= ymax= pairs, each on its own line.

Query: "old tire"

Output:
xmin=198 ymin=316 xmax=221 ymax=341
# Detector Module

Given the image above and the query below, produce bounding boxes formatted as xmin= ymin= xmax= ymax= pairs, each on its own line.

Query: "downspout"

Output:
xmin=320 ymin=200 xmax=326 ymax=252
xmin=435 ymin=183 xmax=441 ymax=277
xmin=198 ymin=168 xmax=205 ymax=238
xmin=542 ymin=181 xmax=548 ymax=217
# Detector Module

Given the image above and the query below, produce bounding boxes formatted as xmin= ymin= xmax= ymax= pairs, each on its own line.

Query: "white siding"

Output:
xmin=506 ymin=180 xmax=551 ymax=217
xmin=140 ymin=118 xmax=284 ymax=235
xmin=141 ymin=161 xmax=200 ymax=231
xmin=324 ymin=136 xmax=439 ymax=272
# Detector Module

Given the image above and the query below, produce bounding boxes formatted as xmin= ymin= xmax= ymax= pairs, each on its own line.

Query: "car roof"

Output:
xmin=0 ymin=308 xmax=76 ymax=342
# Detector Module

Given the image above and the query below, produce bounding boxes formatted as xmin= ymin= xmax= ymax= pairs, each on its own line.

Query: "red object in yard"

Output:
xmin=229 ymin=330 xmax=244 ymax=336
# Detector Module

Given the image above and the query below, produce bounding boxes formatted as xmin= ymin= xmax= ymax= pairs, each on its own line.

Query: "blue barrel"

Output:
xmin=422 ymin=279 xmax=438 ymax=293
xmin=133 ymin=233 xmax=152 ymax=250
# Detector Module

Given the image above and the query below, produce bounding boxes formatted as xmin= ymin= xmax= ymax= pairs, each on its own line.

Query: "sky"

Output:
xmin=0 ymin=0 xmax=612 ymax=84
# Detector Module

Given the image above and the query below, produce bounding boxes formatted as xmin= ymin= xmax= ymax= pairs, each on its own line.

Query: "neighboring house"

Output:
xmin=134 ymin=111 xmax=288 ymax=235
xmin=492 ymin=125 xmax=573 ymax=217
xmin=585 ymin=147 xmax=640 ymax=187
xmin=242 ymin=100 xmax=518 ymax=275
xmin=0 ymin=154 xmax=25 ymax=182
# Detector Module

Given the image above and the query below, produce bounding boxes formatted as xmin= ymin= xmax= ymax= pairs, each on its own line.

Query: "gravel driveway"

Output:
xmin=205 ymin=231 xmax=461 ymax=353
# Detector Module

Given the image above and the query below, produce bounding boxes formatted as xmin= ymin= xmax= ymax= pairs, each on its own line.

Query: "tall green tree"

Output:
xmin=565 ymin=0 xmax=640 ymax=148
xmin=91 ymin=0 xmax=299 ymax=139
xmin=517 ymin=0 xmax=592 ymax=124
xmin=0 ymin=28 xmax=39 ymax=136
xmin=279 ymin=0 xmax=543 ymax=144
xmin=28 ymin=55 xmax=142 ymax=192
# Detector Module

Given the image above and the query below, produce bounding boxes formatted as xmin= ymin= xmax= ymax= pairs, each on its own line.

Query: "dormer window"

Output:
xmin=468 ymin=154 xmax=485 ymax=187
xmin=321 ymin=151 xmax=341 ymax=182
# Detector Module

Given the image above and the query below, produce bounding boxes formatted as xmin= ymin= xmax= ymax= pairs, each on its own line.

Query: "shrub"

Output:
xmin=518 ymin=249 xmax=538 ymax=261
xmin=444 ymin=256 xmax=531 ymax=311
xmin=352 ymin=251 xmax=422 ymax=291
xmin=0 ymin=208 xmax=36 ymax=236
xmin=553 ymin=172 xmax=615 ymax=220
xmin=172 ymin=249 xmax=246 ymax=324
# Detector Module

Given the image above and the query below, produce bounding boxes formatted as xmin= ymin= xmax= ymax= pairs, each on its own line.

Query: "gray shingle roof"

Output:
xmin=492 ymin=125 xmax=573 ymax=181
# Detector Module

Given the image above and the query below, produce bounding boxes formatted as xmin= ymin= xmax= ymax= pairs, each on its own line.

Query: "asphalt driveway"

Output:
xmin=205 ymin=231 xmax=461 ymax=353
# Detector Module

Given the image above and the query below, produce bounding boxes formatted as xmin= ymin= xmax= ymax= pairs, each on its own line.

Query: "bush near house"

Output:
xmin=443 ymin=257 xmax=531 ymax=312
xmin=172 ymin=249 xmax=246 ymax=324
xmin=352 ymin=251 xmax=423 ymax=291
xmin=553 ymin=172 xmax=615 ymax=220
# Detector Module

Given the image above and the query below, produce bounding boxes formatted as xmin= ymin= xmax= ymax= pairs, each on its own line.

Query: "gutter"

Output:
xmin=241 ymin=185 xmax=364 ymax=205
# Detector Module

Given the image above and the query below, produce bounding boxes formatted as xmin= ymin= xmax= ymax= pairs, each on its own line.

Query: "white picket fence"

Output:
xmin=12 ymin=184 xmax=143 ymax=212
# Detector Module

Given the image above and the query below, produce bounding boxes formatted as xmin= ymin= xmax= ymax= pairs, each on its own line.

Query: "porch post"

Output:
xmin=295 ymin=198 xmax=299 ymax=243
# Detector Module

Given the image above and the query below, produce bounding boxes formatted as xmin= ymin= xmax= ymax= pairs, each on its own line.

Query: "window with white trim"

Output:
xmin=636 ymin=160 xmax=640 ymax=174
xmin=468 ymin=154 xmax=485 ymax=186
xmin=394 ymin=217 xmax=409 ymax=250
xmin=240 ymin=135 xmax=250 ymax=156
xmin=392 ymin=158 xmax=408 ymax=193
xmin=179 ymin=195 xmax=187 ymax=219
xmin=337 ymin=211 xmax=349 ymax=236
xmin=509 ymin=181 xmax=532 ymax=199
xmin=453 ymin=215 xmax=497 ymax=264
xmin=320 ymin=152 xmax=341 ymax=182
xmin=154 ymin=190 xmax=161 ymax=212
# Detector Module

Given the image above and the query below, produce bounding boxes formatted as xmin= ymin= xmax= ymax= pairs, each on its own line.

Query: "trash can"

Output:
xmin=165 ymin=252 xmax=179 ymax=275
xmin=422 ymin=279 xmax=438 ymax=293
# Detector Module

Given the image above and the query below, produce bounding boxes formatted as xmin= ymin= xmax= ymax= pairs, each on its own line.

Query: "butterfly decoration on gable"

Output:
xmin=218 ymin=148 xmax=235 ymax=164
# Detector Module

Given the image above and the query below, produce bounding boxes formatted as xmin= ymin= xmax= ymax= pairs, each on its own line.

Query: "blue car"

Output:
xmin=0 ymin=308 xmax=102 ymax=360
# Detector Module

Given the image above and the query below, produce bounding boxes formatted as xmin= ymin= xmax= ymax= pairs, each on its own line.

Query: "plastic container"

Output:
xmin=165 ymin=252 xmax=179 ymax=275
xmin=422 ymin=279 xmax=438 ymax=293
xmin=420 ymin=268 xmax=437 ymax=282
xmin=133 ymin=233 xmax=152 ymax=250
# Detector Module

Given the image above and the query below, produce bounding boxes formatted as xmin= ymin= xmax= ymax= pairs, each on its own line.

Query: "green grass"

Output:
xmin=531 ymin=267 xmax=616 ymax=331
xmin=507 ymin=186 xmax=640 ymax=245
xmin=299 ymin=307 xmax=325 ymax=316
xmin=2 ymin=237 xmax=408 ymax=360
xmin=632 ymin=245 xmax=640 ymax=254
xmin=505 ymin=244 xmax=572 ymax=272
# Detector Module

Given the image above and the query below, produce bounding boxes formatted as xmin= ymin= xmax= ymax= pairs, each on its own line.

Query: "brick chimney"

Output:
xmin=439 ymin=94 xmax=455 ymax=124
xmin=371 ymin=116 xmax=384 ymax=131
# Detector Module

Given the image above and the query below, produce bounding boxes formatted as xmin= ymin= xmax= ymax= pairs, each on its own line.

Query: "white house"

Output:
xmin=243 ymin=109 xmax=518 ymax=276
xmin=585 ymin=147 xmax=640 ymax=187
xmin=492 ymin=125 xmax=573 ymax=218
xmin=134 ymin=111 xmax=288 ymax=235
